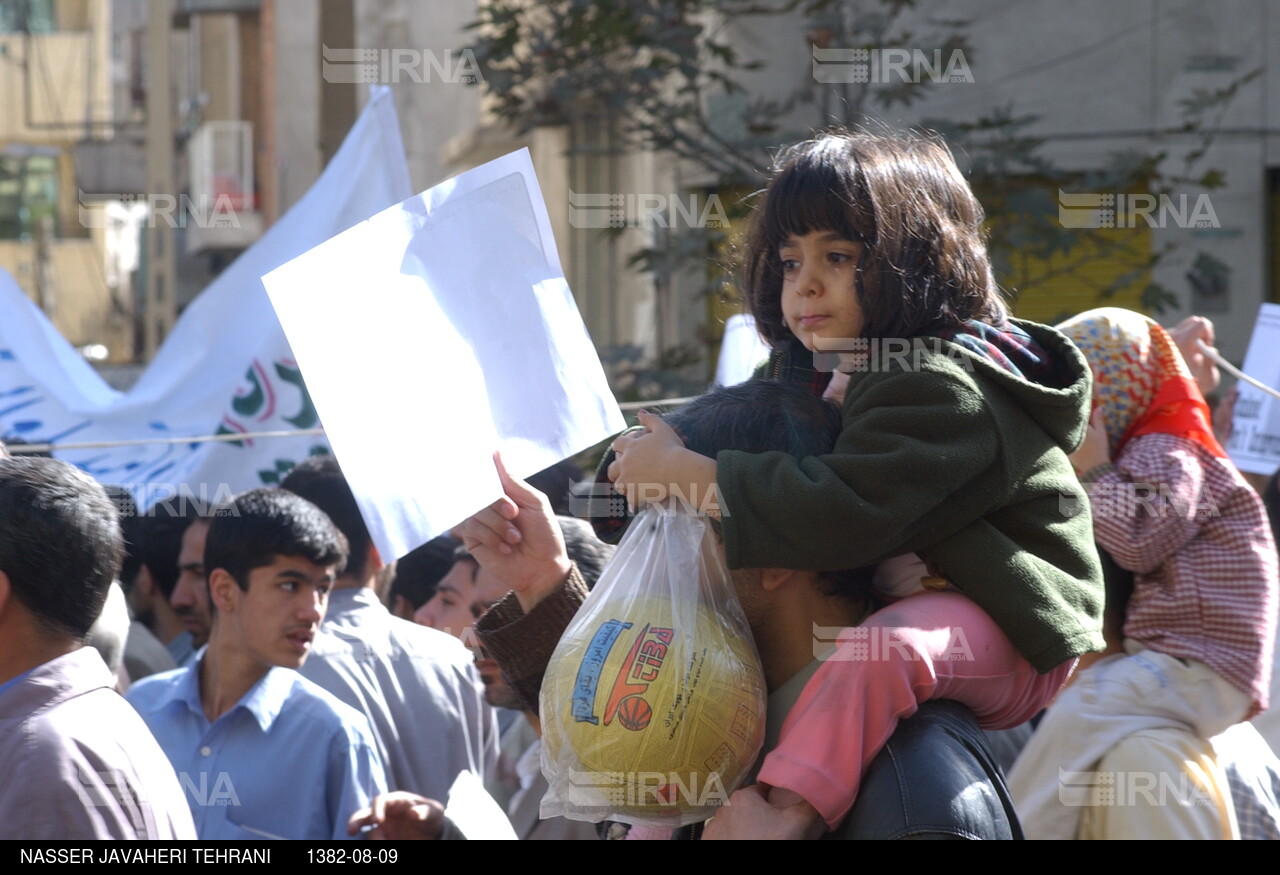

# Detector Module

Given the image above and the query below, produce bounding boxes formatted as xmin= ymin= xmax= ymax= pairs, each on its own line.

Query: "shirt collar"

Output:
xmin=148 ymin=657 xmax=203 ymax=715
xmin=324 ymin=587 xmax=370 ymax=616
xmin=235 ymin=666 xmax=296 ymax=732
xmin=154 ymin=658 xmax=295 ymax=733
xmin=0 ymin=667 xmax=36 ymax=701
xmin=320 ymin=587 xmax=386 ymax=628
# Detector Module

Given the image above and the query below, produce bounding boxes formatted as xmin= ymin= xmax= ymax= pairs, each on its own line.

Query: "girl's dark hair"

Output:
xmin=744 ymin=129 xmax=1007 ymax=348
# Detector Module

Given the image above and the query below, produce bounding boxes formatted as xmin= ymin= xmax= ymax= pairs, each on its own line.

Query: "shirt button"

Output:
xmin=200 ymin=745 xmax=212 ymax=756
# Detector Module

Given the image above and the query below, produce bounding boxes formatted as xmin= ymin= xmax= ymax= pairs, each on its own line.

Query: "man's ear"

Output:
xmin=124 ymin=567 xmax=151 ymax=614
xmin=758 ymin=567 xmax=797 ymax=592
xmin=391 ymin=594 xmax=413 ymax=621
xmin=132 ymin=565 xmax=156 ymax=597
xmin=208 ymin=568 xmax=240 ymax=613
xmin=0 ymin=569 xmax=11 ymax=618
xmin=366 ymin=543 xmax=384 ymax=576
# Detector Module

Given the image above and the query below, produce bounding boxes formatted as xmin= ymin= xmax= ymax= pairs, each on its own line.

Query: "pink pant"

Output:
xmin=757 ymin=591 xmax=1074 ymax=829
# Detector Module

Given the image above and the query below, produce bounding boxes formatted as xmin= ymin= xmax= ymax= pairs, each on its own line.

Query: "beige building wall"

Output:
xmin=1 ymin=0 xmax=123 ymax=360
xmin=0 ymin=234 xmax=130 ymax=354
xmin=264 ymin=0 xmax=321 ymax=221
xmin=8 ymin=1 xmax=1275 ymax=376
xmin=0 ymin=3 xmax=112 ymax=143
xmin=195 ymin=14 xmax=243 ymax=123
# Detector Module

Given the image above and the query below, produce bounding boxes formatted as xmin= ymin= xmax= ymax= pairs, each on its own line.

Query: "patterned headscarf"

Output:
xmin=1056 ymin=307 xmax=1226 ymax=459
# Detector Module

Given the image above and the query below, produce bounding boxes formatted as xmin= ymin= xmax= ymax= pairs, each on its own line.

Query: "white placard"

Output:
xmin=1226 ymin=303 xmax=1280 ymax=475
xmin=442 ymin=770 xmax=516 ymax=840
xmin=714 ymin=313 xmax=771 ymax=388
xmin=264 ymin=149 xmax=625 ymax=562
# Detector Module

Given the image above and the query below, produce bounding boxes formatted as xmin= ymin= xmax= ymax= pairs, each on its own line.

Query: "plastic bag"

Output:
xmin=539 ymin=501 xmax=767 ymax=829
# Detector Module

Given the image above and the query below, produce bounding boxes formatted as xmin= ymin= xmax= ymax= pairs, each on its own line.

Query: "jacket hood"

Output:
xmin=944 ymin=319 xmax=1093 ymax=454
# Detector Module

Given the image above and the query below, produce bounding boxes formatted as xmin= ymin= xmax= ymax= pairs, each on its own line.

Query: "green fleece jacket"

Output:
xmin=718 ymin=321 xmax=1106 ymax=673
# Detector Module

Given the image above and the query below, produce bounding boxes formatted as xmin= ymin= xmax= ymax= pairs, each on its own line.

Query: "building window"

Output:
xmin=0 ymin=0 xmax=56 ymax=34
xmin=0 ymin=151 xmax=59 ymax=240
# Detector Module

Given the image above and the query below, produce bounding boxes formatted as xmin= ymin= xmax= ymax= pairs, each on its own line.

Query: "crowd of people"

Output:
xmin=2 ymin=128 xmax=1278 ymax=841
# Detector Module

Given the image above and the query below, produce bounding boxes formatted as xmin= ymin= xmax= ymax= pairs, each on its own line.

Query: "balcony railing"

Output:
xmin=186 ymin=120 xmax=262 ymax=254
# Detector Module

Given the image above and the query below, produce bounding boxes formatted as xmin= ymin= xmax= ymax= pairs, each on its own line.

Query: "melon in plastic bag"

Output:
xmin=540 ymin=503 xmax=766 ymax=828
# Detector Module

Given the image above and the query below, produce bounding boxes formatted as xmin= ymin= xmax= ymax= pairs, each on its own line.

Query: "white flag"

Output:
xmin=0 ymin=86 xmax=412 ymax=511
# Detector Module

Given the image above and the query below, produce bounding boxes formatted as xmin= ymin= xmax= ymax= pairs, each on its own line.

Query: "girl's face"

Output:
xmin=779 ymin=230 xmax=865 ymax=354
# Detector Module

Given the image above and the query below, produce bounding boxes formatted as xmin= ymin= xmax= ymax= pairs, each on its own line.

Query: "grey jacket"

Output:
xmin=0 ymin=647 xmax=195 ymax=839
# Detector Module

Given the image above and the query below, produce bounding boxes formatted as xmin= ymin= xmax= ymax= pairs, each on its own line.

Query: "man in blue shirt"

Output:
xmin=281 ymin=455 xmax=499 ymax=801
xmin=127 ymin=488 xmax=387 ymax=839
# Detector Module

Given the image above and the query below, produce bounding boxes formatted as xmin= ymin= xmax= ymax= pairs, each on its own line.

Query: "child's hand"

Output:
xmin=1213 ymin=385 xmax=1237 ymax=444
xmin=701 ymin=784 xmax=826 ymax=840
xmin=1069 ymin=407 xmax=1111 ymax=475
xmin=608 ymin=410 xmax=717 ymax=512
xmin=1168 ymin=315 xmax=1220 ymax=397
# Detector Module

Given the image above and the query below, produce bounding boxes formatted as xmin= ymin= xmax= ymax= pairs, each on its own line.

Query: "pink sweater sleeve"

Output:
xmin=1082 ymin=437 xmax=1207 ymax=574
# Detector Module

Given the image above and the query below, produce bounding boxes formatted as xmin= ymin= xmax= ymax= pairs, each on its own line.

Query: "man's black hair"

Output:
xmin=280 ymin=454 xmax=371 ymax=579
xmin=119 ymin=499 xmax=195 ymax=598
xmin=557 ymin=516 xmax=614 ymax=590
xmin=592 ymin=380 xmax=846 ymax=539
xmin=664 ymin=381 xmax=872 ymax=603
xmin=205 ymin=488 xmax=348 ymax=592
xmin=0 ymin=457 xmax=123 ymax=639
xmin=389 ymin=535 xmax=460 ymax=611
xmin=527 ymin=459 xmax=584 ymax=516
xmin=665 ymin=380 xmax=843 ymax=460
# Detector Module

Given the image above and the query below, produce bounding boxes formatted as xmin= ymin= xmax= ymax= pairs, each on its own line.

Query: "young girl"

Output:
xmin=608 ymin=130 xmax=1106 ymax=836
xmin=1007 ymin=307 xmax=1277 ymax=840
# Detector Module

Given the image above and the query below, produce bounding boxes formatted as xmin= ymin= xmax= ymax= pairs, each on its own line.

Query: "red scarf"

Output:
xmin=1057 ymin=308 xmax=1226 ymax=460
